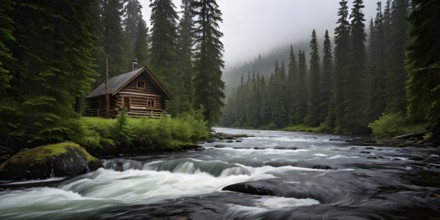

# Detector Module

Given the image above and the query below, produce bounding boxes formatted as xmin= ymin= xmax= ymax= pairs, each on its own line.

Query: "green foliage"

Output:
xmin=149 ymin=0 xmax=180 ymax=116
xmin=192 ymin=0 xmax=225 ymax=126
xmin=0 ymin=1 xmax=98 ymax=145
xmin=95 ymin=0 xmax=128 ymax=82
xmin=0 ymin=0 xmax=14 ymax=93
xmin=368 ymin=112 xmax=424 ymax=138
xmin=112 ymin=108 xmax=134 ymax=146
xmin=406 ymin=0 xmax=440 ymax=144
xmin=75 ymin=112 xmax=209 ymax=152
xmin=304 ymin=30 xmax=321 ymax=126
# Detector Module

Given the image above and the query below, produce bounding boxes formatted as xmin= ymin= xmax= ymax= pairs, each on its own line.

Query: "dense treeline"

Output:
xmin=0 ymin=0 xmax=225 ymax=148
xmin=222 ymin=0 xmax=440 ymax=139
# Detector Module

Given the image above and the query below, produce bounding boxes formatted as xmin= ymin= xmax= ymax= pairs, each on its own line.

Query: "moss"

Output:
xmin=1 ymin=142 xmax=98 ymax=167
xmin=0 ymin=142 xmax=101 ymax=179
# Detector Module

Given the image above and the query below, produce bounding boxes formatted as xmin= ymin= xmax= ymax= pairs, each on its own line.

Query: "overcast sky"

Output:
xmin=139 ymin=0 xmax=378 ymax=68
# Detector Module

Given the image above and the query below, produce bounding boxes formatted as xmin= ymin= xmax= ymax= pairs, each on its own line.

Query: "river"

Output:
xmin=1 ymin=127 xmax=440 ymax=219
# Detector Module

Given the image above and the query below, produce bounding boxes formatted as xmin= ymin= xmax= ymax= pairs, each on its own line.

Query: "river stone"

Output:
xmin=0 ymin=142 xmax=102 ymax=180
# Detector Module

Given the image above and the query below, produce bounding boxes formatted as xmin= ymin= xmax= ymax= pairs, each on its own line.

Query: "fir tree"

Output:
xmin=305 ymin=30 xmax=321 ymax=126
xmin=0 ymin=0 xmax=14 ymax=93
xmin=287 ymin=45 xmax=298 ymax=124
xmin=368 ymin=1 xmax=387 ymax=122
xmin=322 ymin=30 xmax=334 ymax=127
xmin=98 ymin=0 xmax=127 ymax=80
xmin=123 ymin=0 xmax=143 ymax=59
xmin=344 ymin=0 xmax=367 ymax=132
xmin=4 ymin=0 xmax=98 ymax=142
xmin=384 ymin=0 xmax=409 ymax=113
xmin=293 ymin=51 xmax=308 ymax=124
xmin=406 ymin=0 xmax=440 ymax=143
xmin=0 ymin=0 xmax=18 ymax=138
xmin=149 ymin=0 xmax=179 ymax=115
xmin=333 ymin=0 xmax=350 ymax=131
xmin=192 ymin=0 xmax=225 ymax=126
xmin=133 ymin=19 xmax=149 ymax=66
xmin=176 ymin=0 xmax=194 ymax=113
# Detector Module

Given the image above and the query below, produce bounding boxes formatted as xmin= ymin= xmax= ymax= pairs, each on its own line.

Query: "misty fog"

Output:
xmin=140 ymin=0 xmax=377 ymax=73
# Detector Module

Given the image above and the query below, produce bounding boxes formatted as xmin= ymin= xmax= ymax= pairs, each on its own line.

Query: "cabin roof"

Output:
xmin=86 ymin=67 xmax=172 ymax=99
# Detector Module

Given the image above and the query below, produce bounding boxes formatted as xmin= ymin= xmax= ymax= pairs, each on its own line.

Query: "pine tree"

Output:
xmin=406 ymin=0 xmax=440 ymax=143
xmin=271 ymin=61 xmax=288 ymax=128
xmin=133 ymin=19 xmax=149 ymax=66
xmin=0 ymin=0 xmax=14 ymax=93
xmin=123 ymin=0 xmax=143 ymax=59
xmin=4 ymin=0 xmax=98 ymax=142
xmin=0 ymin=0 xmax=19 ymax=138
xmin=293 ymin=50 xmax=308 ymax=124
xmin=344 ymin=0 xmax=367 ymax=132
xmin=287 ymin=45 xmax=298 ymax=124
xmin=333 ymin=0 xmax=350 ymax=131
xmin=368 ymin=2 xmax=387 ymax=122
xmin=98 ymin=0 xmax=127 ymax=80
xmin=150 ymin=0 xmax=179 ymax=115
xmin=192 ymin=0 xmax=225 ymax=126
xmin=176 ymin=0 xmax=194 ymax=113
xmin=322 ymin=30 xmax=334 ymax=127
xmin=384 ymin=0 xmax=409 ymax=113
xmin=305 ymin=30 xmax=321 ymax=126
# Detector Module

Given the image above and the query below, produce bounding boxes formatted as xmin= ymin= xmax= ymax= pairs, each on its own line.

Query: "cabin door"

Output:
xmin=123 ymin=96 xmax=131 ymax=109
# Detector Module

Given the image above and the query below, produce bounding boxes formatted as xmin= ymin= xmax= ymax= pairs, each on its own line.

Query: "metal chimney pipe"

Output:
xmin=132 ymin=58 xmax=138 ymax=70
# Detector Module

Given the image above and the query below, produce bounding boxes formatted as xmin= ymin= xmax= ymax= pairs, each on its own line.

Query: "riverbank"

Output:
xmin=0 ymin=110 xmax=210 ymax=176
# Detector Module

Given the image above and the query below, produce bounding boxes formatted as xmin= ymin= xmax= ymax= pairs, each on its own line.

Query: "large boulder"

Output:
xmin=0 ymin=142 xmax=102 ymax=180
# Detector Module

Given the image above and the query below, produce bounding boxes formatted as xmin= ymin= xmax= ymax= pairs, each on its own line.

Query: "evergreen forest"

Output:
xmin=221 ymin=0 xmax=440 ymax=144
xmin=0 ymin=0 xmax=224 ymax=147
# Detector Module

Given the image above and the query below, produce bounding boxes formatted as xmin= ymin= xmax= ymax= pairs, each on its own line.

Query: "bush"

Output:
xmin=73 ymin=110 xmax=210 ymax=152
xmin=368 ymin=113 xmax=406 ymax=138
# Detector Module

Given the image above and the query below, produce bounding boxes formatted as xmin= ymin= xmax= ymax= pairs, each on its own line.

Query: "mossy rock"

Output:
xmin=0 ymin=142 xmax=102 ymax=180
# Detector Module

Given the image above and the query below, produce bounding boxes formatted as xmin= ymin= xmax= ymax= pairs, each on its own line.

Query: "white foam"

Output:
xmin=255 ymin=196 xmax=320 ymax=209
xmin=313 ymin=153 xmax=328 ymax=157
xmin=1 ymin=177 xmax=64 ymax=186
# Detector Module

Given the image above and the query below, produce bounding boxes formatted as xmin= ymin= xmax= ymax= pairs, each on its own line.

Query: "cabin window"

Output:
xmin=137 ymin=80 xmax=146 ymax=89
xmin=122 ymin=96 xmax=131 ymax=109
xmin=147 ymin=98 xmax=157 ymax=108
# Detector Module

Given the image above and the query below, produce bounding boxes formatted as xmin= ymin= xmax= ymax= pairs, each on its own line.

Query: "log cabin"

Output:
xmin=84 ymin=67 xmax=172 ymax=118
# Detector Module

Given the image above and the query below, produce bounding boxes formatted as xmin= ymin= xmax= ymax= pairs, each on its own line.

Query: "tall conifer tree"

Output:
xmin=345 ymin=0 xmax=367 ymax=132
xmin=368 ymin=2 xmax=387 ymax=121
xmin=287 ymin=45 xmax=298 ymax=124
xmin=4 ymin=0 xmax=98 ymax=142
xmin=305 ymin=30 xmax=321 ymax=126
xmin=150 ymin=0 xmax=179 ymax=115
xmin=333 ymin=0 xmax=350 ymax=131
xmin=133 ymin=19 xmax=149 ymax=66
xmin=98 ymin=0 xmax=127 ymax=80
xmin=293 ymin=51 xmax=308 ymax=124
xmin=406 ymin=0 xmax=440 ymax=143
xmin=322 ymin=30 xmax=334 ymax=127
xmin=384 ymin=0 xmax=409 ymax=113
xmin=191 ymin=0 xmax=225 ymax=125
xmin=176 ymin=0 xmax=194 ymax=113
xmin=123 ymin=0 xmax=143 ymax=60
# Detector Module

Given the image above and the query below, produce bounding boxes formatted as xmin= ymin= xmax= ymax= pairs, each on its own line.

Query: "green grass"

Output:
xmin=73 ymin=110 xmax=210 ymax=152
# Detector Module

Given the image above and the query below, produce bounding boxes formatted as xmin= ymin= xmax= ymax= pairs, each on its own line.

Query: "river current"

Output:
xmin=1 ymin=127 xmax=440 ymax=219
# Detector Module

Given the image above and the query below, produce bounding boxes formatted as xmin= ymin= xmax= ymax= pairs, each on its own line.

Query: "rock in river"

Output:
xmin=0 ymin=142 xmax=102 ymax=180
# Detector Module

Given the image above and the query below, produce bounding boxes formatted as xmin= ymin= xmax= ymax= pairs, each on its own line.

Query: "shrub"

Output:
xmin=74 ymin=109 xmax=210 ymax=152
xmin=368 ymin=113 xmax=406 ymax=138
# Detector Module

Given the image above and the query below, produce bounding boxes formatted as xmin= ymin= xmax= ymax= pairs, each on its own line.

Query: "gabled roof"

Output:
xmin=86 ymin=67 xmax=172 ymax=99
